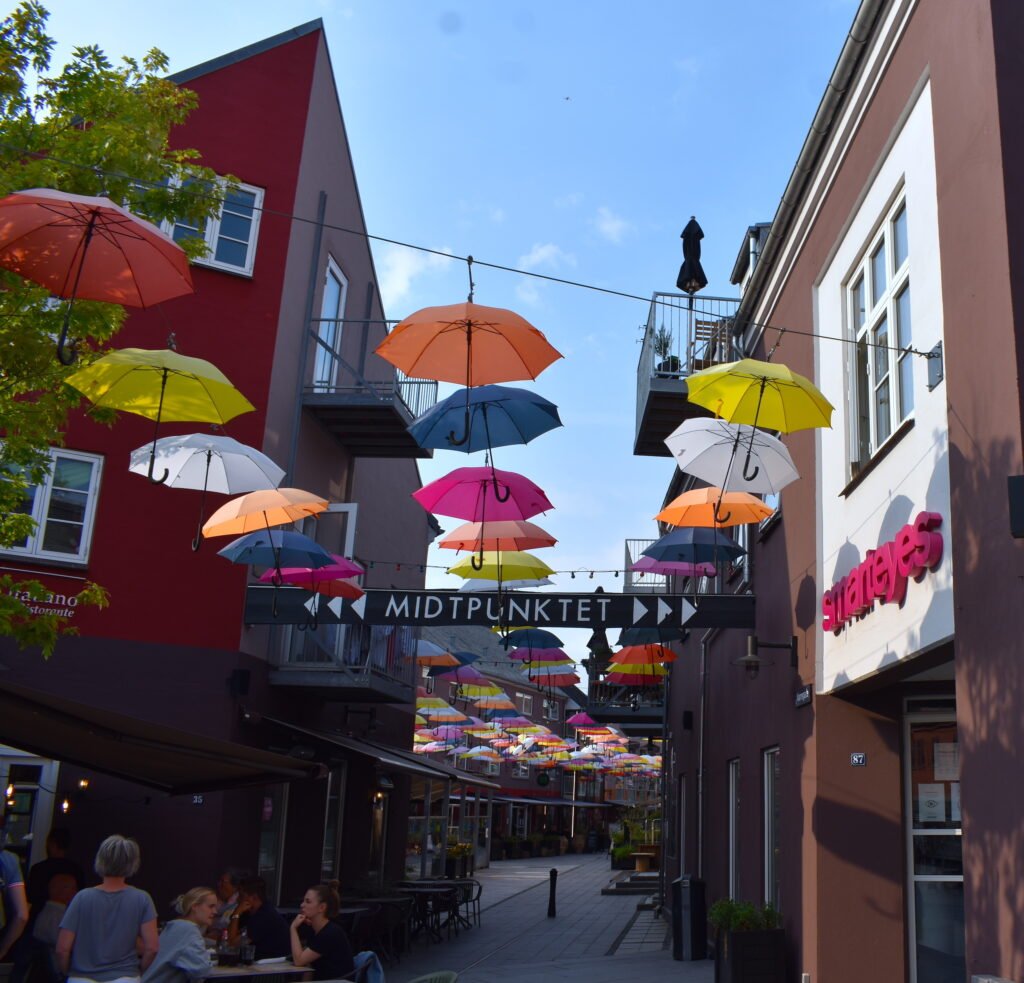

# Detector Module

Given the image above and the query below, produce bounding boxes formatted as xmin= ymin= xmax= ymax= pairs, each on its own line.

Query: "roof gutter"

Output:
xmin=736 ymin=0 xmax=887 ymax=348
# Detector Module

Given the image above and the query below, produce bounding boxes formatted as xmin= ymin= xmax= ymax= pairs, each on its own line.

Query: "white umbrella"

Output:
xmin=129 ymin=433 xmax=285 ymax=549
xmin=457 ymin=577 xmax=554 ymax=592
xmin=664 ymin=418 xmax=799 ymax=495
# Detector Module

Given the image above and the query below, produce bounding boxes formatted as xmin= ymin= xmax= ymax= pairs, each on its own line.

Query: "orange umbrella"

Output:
xmin=202 ymin=488 xmax=328 ymax=539
xmin=375 ymin=301 xmax=562 ymax=386
xmin=656 ymin=486 xmax=774 ymax=528
xmin=612 ymin=644 xmax=677 ymax=665
xmin=438 ymin=519 xmax=557 ymax=553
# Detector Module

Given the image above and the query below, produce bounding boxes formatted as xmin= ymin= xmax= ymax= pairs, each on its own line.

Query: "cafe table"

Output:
xmin=208 ymin=962 xmax=313 ymax=981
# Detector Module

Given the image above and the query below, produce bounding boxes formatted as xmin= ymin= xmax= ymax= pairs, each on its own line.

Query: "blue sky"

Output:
xmin=40 ymin=0 xmax=858 ymax=664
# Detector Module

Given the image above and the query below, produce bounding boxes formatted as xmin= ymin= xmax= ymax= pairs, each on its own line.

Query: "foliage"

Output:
xmin=446 ymin=841 xmax=473 ymax=859
xmin=653 ymin=324 xmax=674 ymax=359
xmin=0 ymin=3 xmax=225 ymax=656
xmin=708 ymin=898 xmax=781 ymax=933
xmin=611 ymin=843 xmax=634 ymax=864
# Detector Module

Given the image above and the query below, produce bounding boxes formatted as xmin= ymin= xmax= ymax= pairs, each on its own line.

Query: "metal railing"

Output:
xmin=283 ymin=620 xmax=417 ymax=688
xmin=307 ymin=318 xmax=438 ymax=418
xmin=623 ymin=539 xmax=667 ymax=593
xmin=636 ymin=292 xmax=741 ymax=429
xmin=588 ymin=680 xmax=665 ymax=709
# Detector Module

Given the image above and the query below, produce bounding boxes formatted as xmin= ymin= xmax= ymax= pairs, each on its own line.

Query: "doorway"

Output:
xmin=903 ymin=700 xmax=965 ymax=983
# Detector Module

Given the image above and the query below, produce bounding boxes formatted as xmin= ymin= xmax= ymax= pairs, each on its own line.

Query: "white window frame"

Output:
xmin=763 ymin=747 xmax=781 ymax=909
xmin=312 ymin=256 xmax=350 ymax=392
xmin=512 ymin=761 xmax=530 ymax=779
xmin=543 ymin=698 xmax=560 ymax=720
xmin=847 ymin=193 xmax=912 ymax=472
xmin=517 ymin=693 xmax=533 ymax=717
xmin=2 ymin=448 xmax=104 ymax=565
xmin=484 ymin=761 xmax=501 ymax=777
xmin=164 ymin=178 xmax=264 ymax=277
xmin=728 ymin=758 xmax=741 ymax=899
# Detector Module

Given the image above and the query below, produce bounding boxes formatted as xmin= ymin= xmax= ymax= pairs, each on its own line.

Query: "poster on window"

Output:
xmin=918 ymin=783 xmax=945 ymax=822
xmin=933 ymin=742 xmax=959 ymax=781
xmin=950 ymin=782 xmax=961 ymax=822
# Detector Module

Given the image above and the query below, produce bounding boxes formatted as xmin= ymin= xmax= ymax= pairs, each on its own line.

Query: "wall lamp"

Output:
xmin=734 ymin=635 xmax=798 ymax=680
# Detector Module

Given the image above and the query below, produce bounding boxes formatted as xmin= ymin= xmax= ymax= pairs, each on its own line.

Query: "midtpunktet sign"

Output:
xmin=822 ymin=511 xmax=943 ymax=633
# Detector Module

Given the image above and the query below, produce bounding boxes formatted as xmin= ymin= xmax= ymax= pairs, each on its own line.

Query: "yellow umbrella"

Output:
xmin=65 ymin=346 xmax=254 ymax=483
xmin=448 ymin=550 xmax=554 ymax=581
xmin=458 ymin=682 xmax=503 ymax=697
xmin=656 ymin=487 xmax=774 ymax=528
xmin=201 ymin=488 xmax=329 ymax=539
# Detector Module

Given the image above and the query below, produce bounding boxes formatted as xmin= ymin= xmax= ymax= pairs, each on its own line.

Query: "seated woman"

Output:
xmin=142 ymin=887 xmax=217 ymax=983
xmin=226 ymin=877 xmax=288 ymax=960
xmin=288 ymin=883 xmax=355 ymax=982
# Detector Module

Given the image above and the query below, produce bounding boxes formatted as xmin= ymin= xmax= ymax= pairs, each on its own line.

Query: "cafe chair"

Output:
xmin=406 ymin=973 xmax=458 ymax=983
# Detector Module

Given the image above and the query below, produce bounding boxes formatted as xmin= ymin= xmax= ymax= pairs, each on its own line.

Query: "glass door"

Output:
xmin=904 ymin=709 xmax=965 ymax=983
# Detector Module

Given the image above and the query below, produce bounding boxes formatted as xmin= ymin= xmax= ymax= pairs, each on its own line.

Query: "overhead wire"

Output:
xmin=0 ymin=140 xmax=935 ymax=360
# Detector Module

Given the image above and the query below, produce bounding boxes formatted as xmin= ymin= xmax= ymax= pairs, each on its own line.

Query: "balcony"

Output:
xmin=635 ymin=293 xmax=740 ymax=456
xmin=586 ymin=681 xmax=664 ymax=737
xmin=303 ymin=318 xmax=438 ymax=458
xmin=623 ymin=539 xmax=667 ymax=594
xmin=269 ymin=617 xmax=417 ymax=703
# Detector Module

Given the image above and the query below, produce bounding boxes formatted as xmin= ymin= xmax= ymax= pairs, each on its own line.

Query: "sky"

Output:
xmin=38 ymin=0 xmax=860 ymax=667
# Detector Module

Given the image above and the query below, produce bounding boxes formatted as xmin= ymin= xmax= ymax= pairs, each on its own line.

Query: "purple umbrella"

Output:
xmin=631 ymin=555 xmax=717 ymax=577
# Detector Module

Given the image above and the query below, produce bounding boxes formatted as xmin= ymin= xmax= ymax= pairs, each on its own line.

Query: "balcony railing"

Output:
xmin=623 ymin=539 xmax=667 ymax=593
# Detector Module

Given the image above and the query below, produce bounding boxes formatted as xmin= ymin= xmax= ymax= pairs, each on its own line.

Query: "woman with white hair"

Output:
xmin=56 ymin=835 xmax=159 ymax=983
xmin=142 ymin=887 xmax=216 ymax=983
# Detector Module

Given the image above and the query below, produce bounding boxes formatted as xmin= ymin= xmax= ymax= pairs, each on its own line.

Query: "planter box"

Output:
xmin=611 ymin=856 xmax=634 ymax=870
xmin=715 ymin=929 xmax=785 ymax=983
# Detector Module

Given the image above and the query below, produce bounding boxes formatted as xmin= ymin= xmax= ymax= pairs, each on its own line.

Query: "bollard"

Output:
xmin=547 ymin=867 xmax=557 ymax=917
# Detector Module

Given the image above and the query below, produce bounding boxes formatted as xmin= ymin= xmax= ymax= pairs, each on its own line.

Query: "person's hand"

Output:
xmin=291 ymin=913 xmax=307 ymax=932
xmin=235 ymin=899 xmax=252 ymax=916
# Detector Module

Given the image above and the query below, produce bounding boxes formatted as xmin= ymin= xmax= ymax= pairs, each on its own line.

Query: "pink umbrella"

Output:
xmin=508 ymin=647 xmax=569 ymax=662
xmin=413 ymin=466 xmax=553 ymax=522
xmin=258 ymin=557 xmax=363 ymax=599
xmin=631 ymin=555 xmax=717 ymax=577
xmin=430 ymin=725 xmax=465 ymax=740
xmin=259 ymin=554 xmax=364 ymax=582
xmin=566 ymin=712 xmax=596 ymax=727
xmin=433 ymin=665 xmax=488 ymax=683
xmin=526 ymin=671 xmax=579 ymax=687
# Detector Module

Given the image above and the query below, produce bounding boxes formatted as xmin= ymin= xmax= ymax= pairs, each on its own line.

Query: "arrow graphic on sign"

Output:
xmin=680 ymin=598 xmax=696 ymax=625
xmin=657 ymin=599 xmax=673 ymax=623
xmin=327 ymin=596 xmax=344 ymax=618
xmin=350 ymin=594 xmax=367 ymax=620
xmin=632 ymin=598 xmax=648 ymax=624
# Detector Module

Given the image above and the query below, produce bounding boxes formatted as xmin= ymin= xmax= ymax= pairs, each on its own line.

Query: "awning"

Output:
xmin=0 ymin=680 xmax=324 ymax=796
xmin=495 ymin=795 xmax=611 ymax=808
xmin=248 ymin=714 xmax=499 ymax=790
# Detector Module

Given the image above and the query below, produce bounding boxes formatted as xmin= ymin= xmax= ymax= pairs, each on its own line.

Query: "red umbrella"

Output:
xmin=0 ymin=189 xmax=194 ymax=363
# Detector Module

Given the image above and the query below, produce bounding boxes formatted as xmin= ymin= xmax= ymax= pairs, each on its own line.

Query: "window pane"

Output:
xmin=875 ymin=379 xmax=891 ymax=444
xmin=218 ymin=212 xmax=252 ymax=242
xmin=871 ymin=241 xmax=887 ymax=305
xmin=322 ymin=271 xmax=344 ymax=320
xmin=852 ymin=277 xmax=866 ymax=327
xmin=913 ymin=835 xmax=963 ymax=876
xmin=893 ymin=205 xmax=909 ymax=269
xmin=914 ymin=882 xmax=966 ymax=981
xmin=214 ymin=238 xmax=248 ymax=267
xmin=41 ymin=519 xmax=84 ymax=555
xmin=46 ymin=487 xmax=87 ymax=524
xmin=873 ymin=317 xmax=889 ymax=385
xmin=897 ymin=286 xmax=914 ymax=418
xmin=855 ymin=338 xmax=871 ymax=465
xmin=52 ymin=457 xmax=93 ymax=492
xmin=223 ymin=188 xmax=256 ymax=217
xmin=172 ymin=221 xmax=205 ymax=243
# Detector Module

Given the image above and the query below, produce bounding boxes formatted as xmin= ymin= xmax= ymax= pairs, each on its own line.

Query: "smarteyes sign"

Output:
xmin=821 ymin=511 xmax=943 ymax=633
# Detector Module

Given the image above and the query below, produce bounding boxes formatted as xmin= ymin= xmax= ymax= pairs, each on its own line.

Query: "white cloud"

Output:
xmin=489 ymin=206 xmax=506 ymax=223
xmin=515 ymin=281 xmax=541 ymax=306
xmin=518 ymin=242 xmax=576 ymax=270
xmin=594 ymin=206 xmax=631 ymax=244
xmin=377 ymin=244 xmax=452 ymax=311
xmin=554 ymin=191 xmax=583 ymax=208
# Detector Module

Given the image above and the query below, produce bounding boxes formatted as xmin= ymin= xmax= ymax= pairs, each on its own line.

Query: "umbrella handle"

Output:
xmin=55 ymin=308 xmax=77 ymax=366
xmin=491 ymin=472 xmax=511 ymax=503
xmin=54 ymin=212 xmax=98 ymax=366
xmin=471 ymin=550 xmax=485 ymax=571
xmin=712 ymin=500 xmax=732 ymax=525
xmin=741 ymin=452 xmax=760 ymax=482
xmin=191 ymin=450 xmax=213 ymax=552
xmin=147 ymin=370 xmax=170 ymax=484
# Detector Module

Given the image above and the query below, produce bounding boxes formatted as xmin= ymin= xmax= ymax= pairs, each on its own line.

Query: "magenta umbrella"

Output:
xmin=631 ymin=555 xmax=717 ymax=577
xmin=566 ymin=711 xmax=597 ymax=727
xmin=508 ymin=647 xmax=569 ymax=662
xmin=433 ymin=664 xmax=488 ymax=683
xmin=258 ymin=554 xmax=364 ymax=583
xmin=429 ymin=725 xmax=465 ymax=740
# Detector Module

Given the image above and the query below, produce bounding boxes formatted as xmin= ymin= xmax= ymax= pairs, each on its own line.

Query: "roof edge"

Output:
xmin=169 ymin=19 xmax=324 ymax=85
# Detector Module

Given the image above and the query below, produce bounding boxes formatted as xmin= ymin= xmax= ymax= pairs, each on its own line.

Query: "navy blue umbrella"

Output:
xmin=502 ymin=627 xmax=563 ymax=649
xmin=426 ymin=651 xmax=481 ymax=676
xmin=642 ymin=527 xmax=745 ymax=564
xmin=217 ymin=529 xmax=334 ymax=569
xmin=408 ymin=384 xmax=562 ymax=452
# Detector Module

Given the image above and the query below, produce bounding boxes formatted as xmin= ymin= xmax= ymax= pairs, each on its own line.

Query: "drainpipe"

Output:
xmin=696 ymin=628 xmax=716 ymax=879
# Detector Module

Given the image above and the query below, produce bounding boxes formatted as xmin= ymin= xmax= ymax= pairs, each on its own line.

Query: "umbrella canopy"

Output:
xmin=656 ymin=487 xmax=775 ymax=528
xmin=566 ymin=712 xmax=597 ymax=727
xmin=202 ymin=488 xmax=328 ymax=539
xmin=630 ymin=556 xmax=717 ymax=578
xmin=604 ymin=663 xmax=667 ymax=686
xmin=613 ymin=644 xmax=677 ymax=665
xmin=503 ymin=627 xmax=563 ymax=649
xmin=458 ymin=577 xmax=553 ymax=591
xmin=438 ymin=519 xmax=557 ymax=553
xmin=473 ymin=695 xmax=516 ymax=709
xmin=526 ymin=671 xmax=579 ymax=686
xmin=375 ymin=301 xmax=562 ymax=386
xmin=429 ymin=664 xmax=488 ymax=683
xmin=642 ymin=527 xmax=745 ymax=564
xmin=457 ymin=682 xmax=504 ymax=697
xmin=217 ymin=529 xmax=334 ymax=569
xmin=257 ymin=558 xmax=363 ymax=598
xmin=414 ymin=466 xmax=554 ymax=522
xmin=415 ymin=640 xmax=458 ymax=666
xmin=664 ymin=418 xmax=799 ymax=495
xmin=447 ymin=550 xmax=555 ymax=581
xmin=128 ymin=433 xmax=285 ymax=493
xmin=408 ymin=384 xmax=562 ymax=452
xmin=508 ymin=647 xmax=569 ymax=662
xmin=523 ymin=659 xmax=576 ymax=672
xmin=65 ymin=347 xmax=254 ymax=483
xmin=0 ymin=189 xmax=194 ymax=363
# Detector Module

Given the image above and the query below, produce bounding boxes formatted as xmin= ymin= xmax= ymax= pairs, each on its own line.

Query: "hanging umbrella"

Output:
xmin=508 ymin=647 xmax=569 ymax=662
xmin=458 ymin=577 xmax=553 ymax=591
xmin=630 ymin=556 xmax=717 ymax=578
xmin=201 ymin=488 xmax=328 ymax=539
xmin=473 ymin=695 xmax=515 ymax=709
xmin=217 ymin=529 xmax=333 ymax=569
xmin=457 ymin=682 xmax=504 ymax=697
xmin=408 ymin=384 xmax=562 ymax=451
xmin=642 ymin=527 xmax=745 ymax=565
xmin=414 ymin=466 xmax=554 ymax=522
xmin=0 ymin=189 xmax=194 ymax=363
xmin=613 ymin=644 xmax=677 ymax=664
xmin=526 ymin=670 xmax=579 ymax=687
xmin=447 ymin=550 xmax=555 ymax=582
xmin=257 ymin=557 xmax=363 ymax=595
xmin=656 ymin=487 xmax=775 ymax=528
xmin=428 ymin=664 xmax=488 ymax=683
xmin=523 ymin=658 xmax=575 ymax=671
xmin=438 ymin=519 xmax=557 ymax=553
xmin=415 ymin=640 xmax=460 ymax=667
xmin=128 ymin=433 xmax=286 ymax=550
xmin=65 ymin=346 xmax=254 ymax=483
xmin=604 ymin=663 xmax=667 ymax=686
xmin=664 ymin=418 xmax=799 ymax=495
xmin=685 ymin=358 xmax=834 ymax=480
xmin=566 ymin=712 xmax=596 ymax=727
xmin=503 ymin=627 xmax=563 ymax=649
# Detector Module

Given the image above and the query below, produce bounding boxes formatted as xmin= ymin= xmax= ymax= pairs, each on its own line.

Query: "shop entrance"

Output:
xmin=903 ymin=698 xmax=964 ymax=983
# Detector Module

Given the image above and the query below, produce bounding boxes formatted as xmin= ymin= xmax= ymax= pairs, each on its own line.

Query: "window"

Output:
xmin=759 ymin=491 xmax=781 ymax=532
xmin=312 ymin=257 xmax=349 ymax=392
xmin=543 ymin=698 xmax=560 ymax=720
xmin=516 ymin=693 xmax=533 ymax=716
xmin=166 ymin=178 xmax=264 ymax=276
xmin=848 ymin=196 xmax=912 ymax=471
xmin=484 ymin=761 xmax=501 ymax=777
xmin=3 ymin=449 xmax=103 ymax=564
xmin=763 ymin=747 xmax=781 ymax=909
xmin=728 ymin=759 xmax=741 ymax=899
xmin=512 ymin=761 xmax=530 ymax=779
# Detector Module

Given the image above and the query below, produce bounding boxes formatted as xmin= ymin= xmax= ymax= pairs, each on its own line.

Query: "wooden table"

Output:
xmin=631 ymin=851 xmax=655 ymax=873
xmin=208 ymin=963 xmax=312 ymax=981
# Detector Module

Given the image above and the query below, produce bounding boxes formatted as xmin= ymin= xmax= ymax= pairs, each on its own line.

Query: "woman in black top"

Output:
xmin=289 ymin=883 xmax=354 ymax=981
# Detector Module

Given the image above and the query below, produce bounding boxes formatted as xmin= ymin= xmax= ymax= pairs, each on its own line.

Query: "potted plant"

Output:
xmin=708 ymin=899 xmax=785 ymax=983
xmin=653 ymin=324 xmax=681 ymax=374
xmin=444 ymin=840 xmax=473 ymax=878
